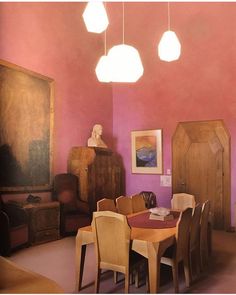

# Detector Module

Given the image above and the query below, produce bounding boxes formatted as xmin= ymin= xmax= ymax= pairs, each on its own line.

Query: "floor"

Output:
xmin=8 ymin=230 xmax=236 ymax=293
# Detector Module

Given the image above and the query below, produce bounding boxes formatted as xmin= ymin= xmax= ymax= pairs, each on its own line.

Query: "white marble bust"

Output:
xmin=87 ymin=124 xmax=107 ymax=148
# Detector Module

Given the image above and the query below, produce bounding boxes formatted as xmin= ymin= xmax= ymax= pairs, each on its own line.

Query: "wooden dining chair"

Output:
xmin=200 ymin=200 xmax=211 ymax=271
xmin=131 ymin=194 xmax=146 ymax=213
xmin=161 ymin=207 xmax=193 ymax=293
xmin=116 ymin=196 xmax=133 ymax=215
xmin=97 ymin=198 xmax=117 ymax=212
xmin=92 ymin=211 xmax=146 ymax=293
xmin=171 ymin=193 xmax=196 ymax=211
xmin=189 ymin=203 xmax=202 ymax=283
xmin=96 ymin=198 xmax=118 ymax=283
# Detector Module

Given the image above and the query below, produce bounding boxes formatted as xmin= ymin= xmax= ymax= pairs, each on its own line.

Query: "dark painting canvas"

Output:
xmin=0 ymin=60 xmax=53 ymax=191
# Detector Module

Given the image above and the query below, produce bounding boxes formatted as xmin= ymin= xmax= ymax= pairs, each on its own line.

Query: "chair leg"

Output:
xmin=189 ymin=251 xmax=193 ymax=285
xmin=134 ymin=268 xmax=139 ymax=288
xmin=183 ymin=256 xmax=191 ymax=288
xmin=124 ymin=272 xmax=129 ymax=294
xmin=95 ymin=267 xmax=101 ymax=293
xmin=172 ymin=261 xmax=179 ymax=293
xmin=195 ymin=245 xmax=201 ymax=277
xmin=145 ymin=270 xmax=150 ymax=293
xmin=114 ymin=271 xmax=118 ymax=284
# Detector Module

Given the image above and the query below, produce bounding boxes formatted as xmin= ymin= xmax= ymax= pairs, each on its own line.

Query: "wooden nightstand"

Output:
xmin=23 ymin=201 xmax=60 ymax=245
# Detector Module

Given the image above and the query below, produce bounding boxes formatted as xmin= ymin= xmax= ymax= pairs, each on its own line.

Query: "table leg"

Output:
xmin=75 ymin=242 xmax=87 ymax=291
xmin=147 ymin=242 xmax=160 ymax=293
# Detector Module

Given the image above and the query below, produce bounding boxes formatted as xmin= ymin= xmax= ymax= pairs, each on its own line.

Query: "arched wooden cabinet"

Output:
xmin=67 ymin=147 xmax=124 ymax=213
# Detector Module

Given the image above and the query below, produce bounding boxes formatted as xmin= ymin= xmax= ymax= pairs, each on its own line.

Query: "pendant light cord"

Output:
xmin=104 ymin=2 xmax=107 ymax=55
xmin=168 ymin=2 xmax=170 ymax=31
xmin=122 ymin=2 xmax=125 ymax=44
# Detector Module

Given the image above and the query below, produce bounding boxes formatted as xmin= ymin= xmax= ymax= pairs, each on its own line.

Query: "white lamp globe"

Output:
xmin=158 ymin=30 xmax=181 ymax=62
xmin=107 ymin=44 xmax=144 ymax=82
xmin=95 ymin=55 xmax=111 ymax=83
xmin=82 ymin=2 xmax=109 ymax=34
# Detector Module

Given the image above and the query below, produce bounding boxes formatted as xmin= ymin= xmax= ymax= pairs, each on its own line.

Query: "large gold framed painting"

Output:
xmin=0 ymin=60 xmax=54 ymax=191
xmin=131 ymin=129 xmax=163 ymax=174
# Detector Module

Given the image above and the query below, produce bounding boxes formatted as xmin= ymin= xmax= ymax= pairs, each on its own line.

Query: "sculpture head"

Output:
xmin=93 ymin=124 xmax=103 ymax=137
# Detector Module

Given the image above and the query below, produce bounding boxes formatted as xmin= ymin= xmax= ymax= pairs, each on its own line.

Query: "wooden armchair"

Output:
xmin=161 ymin=207 xmax=193 ymax=293
xmin=171 ymin=193 xmax=196 ymax=211
xmin=92 ymin=211 xmax=146 ymax=293
xmin=97 ymin=198 xmax=117 ymax=212
xmin=189 ymin=203 xmax=202 ymax=283
xmin=116 ymin=196 xmax=133 ymax=215
xmin=200 ymin=200 xmax=211 ymax=271
xmin=140 ymin=191 xmax=157 ymax=208
xmin=0 ymin=197 xmax=29 ymax=256
xmin=52 ymin=173 xmax=91 ymax=236
xmin=130 ymin=194 xmax=146 ymax=213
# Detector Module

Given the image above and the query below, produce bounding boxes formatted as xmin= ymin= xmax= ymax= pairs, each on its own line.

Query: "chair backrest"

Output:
xmin=53 ymin=173 xmax=78 ymax=211
xmin=171 ymin=193 xmax=196 ymax=211
xmin=190 ymin=203 xmax=202 ymax=250
xmin=176 ymin=207 xmax=193 ymax=261
xmin=116 ymin=196 xmax=133 ymax=215
xmin=97 ymin=198 xmax=117 ymax=212
xmin=131 ymin=194 xmax=146 ymax=213
xmin=200 ymin=200 xmax=211 ymax=244
xmin=140 ymin=191 xmax=157 ymax=208
xmin=92 ymin=211 xmax=130 ymax=273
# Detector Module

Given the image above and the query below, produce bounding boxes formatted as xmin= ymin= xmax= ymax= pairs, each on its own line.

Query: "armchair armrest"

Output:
xmin=0 ymin=210 xmax=11 ymax=254
xmin=0 ymin=210 xmax=10 ymax=230
xmin=3 ymin=203 xmax=28 ymax=227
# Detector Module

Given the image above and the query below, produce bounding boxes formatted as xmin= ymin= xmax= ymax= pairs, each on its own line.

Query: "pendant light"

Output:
xmin=107 ymin=2 xmax=144 ymax=83
xmin=82 ymin=1 xmax=109 ymax=34
xmin=95 ymin=14 xmax=111 ymax=83
xmin=158 ymin=2 xmax=181 ymax=62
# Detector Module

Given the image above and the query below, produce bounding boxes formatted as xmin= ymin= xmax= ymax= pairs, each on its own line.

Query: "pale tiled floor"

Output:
xmin=9 ymin=230 xmax=236 ymax=294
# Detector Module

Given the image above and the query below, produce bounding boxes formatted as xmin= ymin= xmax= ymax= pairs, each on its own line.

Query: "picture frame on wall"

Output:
xmin=0 ymin=59 xmax=54 ymax=192
xmin=131 ymin=129 xmax=163 ymax=174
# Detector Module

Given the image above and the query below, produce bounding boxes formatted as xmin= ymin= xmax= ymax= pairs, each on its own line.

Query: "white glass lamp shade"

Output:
xmin=82 ymin=2 xmax=109 ymax=34
xmin=107 ymin=44 xmax=144 ymax=82
xmin=95 ymin=55 xmax=111 ymax=83
xmin=158 ymin=30 xmax=181 ymax=62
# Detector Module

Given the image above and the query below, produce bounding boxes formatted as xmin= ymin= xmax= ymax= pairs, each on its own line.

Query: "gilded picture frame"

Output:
xmin=131 ymin=129 xmax=163 ymax=174
xmin=0 ymin=59 xmax=54 ymax=192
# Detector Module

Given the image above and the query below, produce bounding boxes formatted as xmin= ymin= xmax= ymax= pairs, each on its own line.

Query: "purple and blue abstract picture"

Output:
xmin=135 ymin=135 xmax=157 ymax=167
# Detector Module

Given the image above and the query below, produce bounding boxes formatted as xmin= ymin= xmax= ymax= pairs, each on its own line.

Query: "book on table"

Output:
xmin=149 ymin=213 xmax=174 ymax=221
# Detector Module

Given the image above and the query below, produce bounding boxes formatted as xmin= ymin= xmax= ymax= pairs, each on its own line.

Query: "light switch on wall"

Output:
xmin=160 ymin=175 xmax=172 ymax=187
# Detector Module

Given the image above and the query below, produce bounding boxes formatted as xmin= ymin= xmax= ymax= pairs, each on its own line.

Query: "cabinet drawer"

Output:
xmin=32 ymin=207 xmax=60 ymax=231
xmin=33 ymin=229 xmax=59 ymax=244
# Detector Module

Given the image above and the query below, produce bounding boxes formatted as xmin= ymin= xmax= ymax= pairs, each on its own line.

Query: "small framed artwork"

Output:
xmin=131 ymin=129 xmax=163 ymax=174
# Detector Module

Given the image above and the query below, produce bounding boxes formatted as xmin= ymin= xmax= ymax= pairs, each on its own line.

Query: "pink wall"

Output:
xmin=0 ymin=2 xmax=236 ymax=224
xmin=109 ymin=2 xmax=236 ymax=223
xmin=0 ymin=2 xmax=113 ymax=174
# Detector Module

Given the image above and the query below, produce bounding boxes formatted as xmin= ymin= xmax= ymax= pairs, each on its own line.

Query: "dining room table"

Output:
xmin=75 ymin=209 xmax=180 ymax=293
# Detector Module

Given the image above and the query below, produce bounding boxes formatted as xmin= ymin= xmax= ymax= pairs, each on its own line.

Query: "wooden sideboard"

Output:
xmin=67 ymin=147 xmax=124 ymax=213
xmin=23 ymin=202 xmax=60 ymax=245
